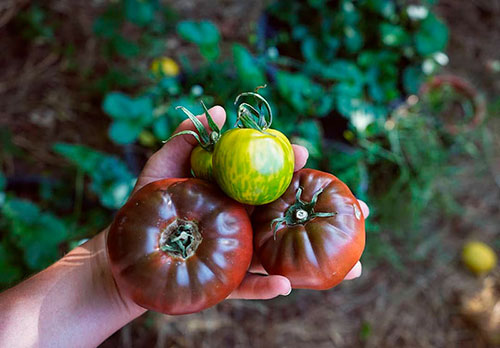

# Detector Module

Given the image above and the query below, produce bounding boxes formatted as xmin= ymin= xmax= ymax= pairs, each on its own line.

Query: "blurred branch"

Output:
xmin=0 ymin=0 xmax=28 ymax=29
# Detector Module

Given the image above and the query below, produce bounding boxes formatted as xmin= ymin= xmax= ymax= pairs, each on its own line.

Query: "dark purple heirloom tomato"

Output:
xmin=253 ymin=169 xmax=365 ymax=290
xmin=107 ymin=178 xmax=253 ymax=315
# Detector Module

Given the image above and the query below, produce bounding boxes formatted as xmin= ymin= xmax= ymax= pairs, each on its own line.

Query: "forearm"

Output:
xmin=0 ymin=230 xmax=146 ymax=348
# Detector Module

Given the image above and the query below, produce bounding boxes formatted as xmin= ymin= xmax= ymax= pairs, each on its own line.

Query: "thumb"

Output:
xmin=134 ymin=105 xmax=226 ymax=191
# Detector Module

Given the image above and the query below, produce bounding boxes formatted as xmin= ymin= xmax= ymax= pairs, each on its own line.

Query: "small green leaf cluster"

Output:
xmin=0 ymin=171 xmax=67 ymax=285
xmin=53 ymin=143 xmax=136 ymax=210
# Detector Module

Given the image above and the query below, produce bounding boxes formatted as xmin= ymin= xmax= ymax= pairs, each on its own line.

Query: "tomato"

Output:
xmin=171 ymin=91 xmax=295 ymax=205
xmin=253 ymin=169 xmax=365 ymax=290
xmin=107 ymin=178 xmax=253 ymax=315
xmin=462 ymin=241 xmax=497 ymax=275
xmin=190 ymin=145 xmax=213 ymax=180
xmin=168 ymin=104 xmax=220 ymax=182
xmin=150 ymin=57 xmax=180 ymax=77
xmin=212 ymin=127 xmax=294 ymax=205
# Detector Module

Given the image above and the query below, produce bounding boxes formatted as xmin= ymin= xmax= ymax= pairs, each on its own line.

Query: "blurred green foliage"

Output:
xmin=4 ymin=0 xmax=485 ymax=286
xmin=15 ymin=4 xmax=55 ymax=44
xmin=53 ymin=143 xmax=136 ymax=209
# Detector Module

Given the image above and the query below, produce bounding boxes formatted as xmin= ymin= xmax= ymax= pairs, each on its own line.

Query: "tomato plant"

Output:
xmin=107 ymin=178 xmax=253 ymax=315
xmin=252 ymin=169 xmax=365 ymax=290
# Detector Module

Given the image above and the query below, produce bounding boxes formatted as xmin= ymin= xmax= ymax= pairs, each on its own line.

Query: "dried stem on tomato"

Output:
xmin=160 ymin=219 xmax=202 ymax=259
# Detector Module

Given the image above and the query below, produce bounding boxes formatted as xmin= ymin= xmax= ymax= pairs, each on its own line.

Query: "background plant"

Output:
xmin=0 ymin=0 xmax=483 ymax=286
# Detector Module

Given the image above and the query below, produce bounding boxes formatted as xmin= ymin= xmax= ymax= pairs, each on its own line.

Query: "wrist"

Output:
xmin=81 ymin=228 xmax=146 ymax=320
xmin=0 ymin=229 xmax=147 ymax=348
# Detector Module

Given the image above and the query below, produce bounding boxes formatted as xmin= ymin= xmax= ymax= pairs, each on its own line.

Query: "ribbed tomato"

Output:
xmin=252 ymin=169 xmax=365 ymax=290
xmin=107 ymin=178 xmax=252 ymax=315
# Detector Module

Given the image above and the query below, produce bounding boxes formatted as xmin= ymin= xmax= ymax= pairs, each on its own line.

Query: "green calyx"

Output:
xmin=270 ymin=186 xmax=337 ymax=240
xmin=234 ymin=87 xmax=273 ymax=132
xmin=160 ymin=219 xmax=203 ymax=259
xmin=164 ymin=100 xmax=221 ymax=152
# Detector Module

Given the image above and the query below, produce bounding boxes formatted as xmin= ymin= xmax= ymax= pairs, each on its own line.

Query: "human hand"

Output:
xmin=0 ymin=106 xmax=368 ymax=348
xmin=132 ymin=105 xmax=368 ymax=300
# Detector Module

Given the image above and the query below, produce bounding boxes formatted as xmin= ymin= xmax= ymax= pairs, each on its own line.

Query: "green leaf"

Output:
xmin=308 ymin=0 xmax=326 ymax=8
xmin=301 ymin=36 xmax=319 ymax=63
xmin=158 ymin=77 xmax=180 ymax=95
xmin=199 ymin=44 xmax=220 ymax=62
xmin=380 ymin=23 xmax=409 ymax=47
xmin=403 ymin=65 xmax=424 ymax=94
xmin=53 ymin=143 xmax=102 ymax=172
xmin=89 ymin=158 xmax=136 ymax=209
xmin=177 ymin=20 xmax=220 ymax=61
xmin=357 ymin=50 xmax=399 ymax=68
xmin=53 ymin=143 xmax=136 ymax=209
xmin=109 ymin=121 xmax=143 ymax=144
xmin=319 ymin=60 xmax=363 ymax=83
xmin=103 ymin=93 xmax=153 ymax=139
xmin=2 ymin=198 xmax=40 ymax=225
xmin=1 ymin=197 xmax=68 ymax=271
xmin=341 ymin=1 xmax=360 ymax=25
xmin=276 ymin=71 xmax=325 ymax=115
xmin=365 ymin=66 xmax=399 ymax=103
xmin=92 ymin=179 xmax=134 ymax=210
xmin=177 ymin=20 xmax=220 ymax=47
xmin=124 ymin=0 xmax=157 ymax=27
xmin=0 ymin=172 xmax=5 ymax=191
xmin=359 ymin=321 xmax=373 ymax=341
xmin=112 ymin=35 xmax=140 ymax=58
xmin=365 ymin=0 xmax=395 ymax=18
xmin=152 ymin=116 xmax=170 ymax=140
xmin=129 ymin=96 xmax=154 ymax=123
xmin=415 ymin=13 xmax=448 ymax=56
xmin=233 ymin=44 xmax=266 ymax=89
xmin=102 ymin=92 xmax=133 ymax=119
xmin=344 ymin=26 xmax=364 ymax=53
xmin=296 ymin=120 xmax=323 ymax=158
xmin=93 ymin=9 xmax=122 ymax=38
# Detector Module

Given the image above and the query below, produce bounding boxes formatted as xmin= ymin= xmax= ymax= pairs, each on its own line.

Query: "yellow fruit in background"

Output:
xmin=150 ymin=57 xmax=180 ymax=77
xmin=138 ymin=130 xmax=157 ymax=147
xmin=462 ymin=241 xmax=497 ymax=275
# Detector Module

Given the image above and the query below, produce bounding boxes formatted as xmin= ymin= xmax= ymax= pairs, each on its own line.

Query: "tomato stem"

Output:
xmin=163 ymin=102 xmax=220 ymax=152
xmin=271 ymin=187 xmax=337 ymax=240
xmin=234 ymin=89 xmax=273 ymax=131
xmin=160 ymin=219 xmax=202 ymax=259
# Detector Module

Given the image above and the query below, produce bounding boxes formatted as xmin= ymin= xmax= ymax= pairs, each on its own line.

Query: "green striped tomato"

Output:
xmin=190 ymin=145 xmax=213 ymax=181
xmin=212 ymin=128 xmax=294 ymax=205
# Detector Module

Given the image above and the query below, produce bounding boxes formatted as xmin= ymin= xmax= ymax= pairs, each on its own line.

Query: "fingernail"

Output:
xmin=282 ymin=287 xmax=292 ymax=296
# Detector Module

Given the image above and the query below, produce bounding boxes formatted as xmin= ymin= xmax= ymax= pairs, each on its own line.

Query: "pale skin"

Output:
xmin=0 ymin=106 xmax=369 ymax=348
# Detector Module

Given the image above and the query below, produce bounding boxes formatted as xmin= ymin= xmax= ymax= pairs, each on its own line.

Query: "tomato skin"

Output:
xmin=190 ymin=145 xmax=213 ymax=181
xmin=253 ymin=169 xmax=365 ymax=290
xmin=212 ymin=128 xmax=294 ymax=205
xmin=107 ymin=178 xmax=252 ymax=315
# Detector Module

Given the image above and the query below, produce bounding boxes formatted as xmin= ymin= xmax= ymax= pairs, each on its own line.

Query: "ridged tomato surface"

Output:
xmin=107 ymin=178 xmax=252 ymax=314
xmin=253 ymin=169 xmax=365 ymax=290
